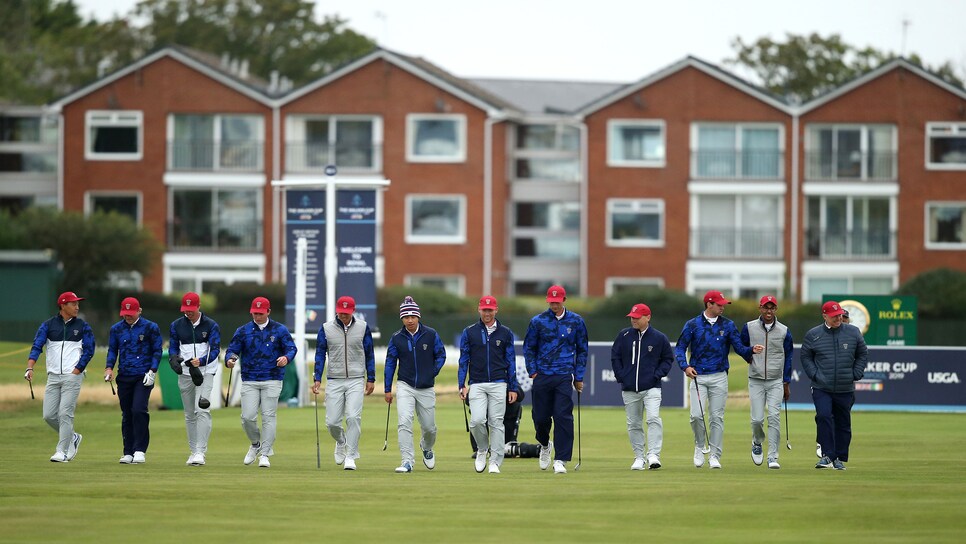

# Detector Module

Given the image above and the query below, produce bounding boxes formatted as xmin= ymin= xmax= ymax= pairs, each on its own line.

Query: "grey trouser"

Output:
xmin=749 ymin=376 xmax=783 ymax=460
xmin=43 ymin=372 xmax=83 ymax=454
xmin=179 ymin=372 xmax=216 ymax=454
xmin=622 ymin=388 xmax=663 ymax=459
xmin=689 ymin=371 xmax=728 ymax=458
xmin=469 ymin=382 xmax=508 ymax=465
xmin=396 ymin=382 xmax=437 ymax=466
xmin=240 ymin=380 xmax=282 ymax=456
xmin=325 ymin=378 xmax=364 ymax=460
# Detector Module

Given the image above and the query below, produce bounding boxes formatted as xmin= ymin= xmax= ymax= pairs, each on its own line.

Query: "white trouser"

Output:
xmin=43 ymin=372 xmax=83 ymax=454
xmin=468 ymin=382 xmax=508 ymax=465
xmin=325 ymin=378 xmax=365 ymax=460
xmin=689 ymin=371 xmax=728 ymax=458
xmin=178 ymin=372 xmax=216 ymax=454
xmin=749 ymin=377 xmax=783 ymax=460
xmin=621 ymin=388 xmax=663 ymax=459
xmin=396 ymin=382 xmax=437 ymax=466
xmin=240 ymin=380 xmax=282 ymax=456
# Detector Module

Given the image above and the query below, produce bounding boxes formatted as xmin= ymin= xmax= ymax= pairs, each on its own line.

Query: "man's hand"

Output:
xmin=226 ymin=357 xmax=237 ymax=369
xmin=384 ymin=391 xmax=393 ymax=404
xmin=311 ymin=381 xmax=322 ymax=395
xmin=364 ymin=381 xmax=374 ymax=396
xmin=753 ymin=344 xmax=765 ymax=354
xmin=24 ymin=368 xmax=33 ymax=381
xmin=783 ymin=382 xmax=790 ymax=401
xmin=276 ymin=356 xmax=288 ymax=367
xmin=104 ymin=368 xmax=114 ymax=382
xmin=685 ymin=366 xmax=697 ymax=379
xmin=508 ymin=391 xmax=518 ymax=403
xmin=574 ymin=380 xmax=583 ymax=393
xmin=459 ymin=386 xmax=467 ymax=401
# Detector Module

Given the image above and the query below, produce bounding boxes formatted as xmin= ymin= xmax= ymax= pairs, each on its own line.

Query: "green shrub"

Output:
xmin=896 ymin=268 xmax=966 ymax=318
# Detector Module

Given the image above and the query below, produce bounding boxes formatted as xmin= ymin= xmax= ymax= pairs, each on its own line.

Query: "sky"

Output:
xmin=73 ymin=0 xmax=966 ymax=84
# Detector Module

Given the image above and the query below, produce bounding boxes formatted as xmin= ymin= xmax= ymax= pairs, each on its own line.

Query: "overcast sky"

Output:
xmin=74 ymin=0 xmax=966 ymax=83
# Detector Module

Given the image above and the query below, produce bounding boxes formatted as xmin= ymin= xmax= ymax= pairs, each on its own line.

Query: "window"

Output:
xmin=86 ymin=111 xmax=142 ymax=160
xmin=805 ymin=276 xmax=895 ymax=302
xmin=691 ymin=195 xmax=782 ymax=258
xmin=806 ymin=195 xmax=894 ymax=258
xmin=692 ymin=123 xmax=781 ymax=179
xmin=925 ymin=202 xmax=966 ymax=248
xmin=406 ymin=114 xmax=466 ymax=162
xmin=687 ymin=262 xmax=785 ymax=301
xmin=87 ymin=193 xmax=141 ymax=225
xmin=606 ymin=199 xmax=664 ymax=247
xmin=607 ymin=120 xmax=665 ymax=167
xmin=406 ymin=194 xmax=466 ymax=244
xmin=926 ymin=123 xmax=966 ymax=169
xmin=405 ymin=275 xmax=465 ymax=295
xmin=513 ymin=201 xmax=580 ymax=258
xmin=286 ymin=115 xmax=382 ymax=172
xmin=513 ymin=123 xmax=580 ymax=182
xmin=169 ymin=114 xmax=263 ymax=171
xmin=605 ymin=277 xmax=665 ymax=296
xmin=805 ymin=124 xmax=896 ymax=180
xmin=169 ymin=188 xmax=261 ymax=251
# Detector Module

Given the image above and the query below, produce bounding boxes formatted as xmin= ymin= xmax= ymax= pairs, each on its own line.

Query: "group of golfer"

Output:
xmin=25 ymin=285 xmax=867 ymax=472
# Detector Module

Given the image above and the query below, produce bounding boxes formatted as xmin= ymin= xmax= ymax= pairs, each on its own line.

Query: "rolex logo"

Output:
xmin=891 ymin=299 xmax=902 ymax=311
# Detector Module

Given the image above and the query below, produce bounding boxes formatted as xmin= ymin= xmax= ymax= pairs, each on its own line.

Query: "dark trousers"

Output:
xmin=812 ymin=388 xmax=854 ymax=462
xmin=531 ymin=374 xmax=575 ymax=462
xmin=117 ymin=375 xmax=154 ymax=455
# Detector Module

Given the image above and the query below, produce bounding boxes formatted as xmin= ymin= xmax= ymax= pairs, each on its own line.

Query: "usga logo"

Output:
xmin=927 ymin=372 xmax=961 ymax=384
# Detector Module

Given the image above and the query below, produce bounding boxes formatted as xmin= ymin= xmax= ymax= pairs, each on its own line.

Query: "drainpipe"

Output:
xmin=483 ymin=116 xmax=494 ymax=295
xmin=272 ymin=105 xmax=281 ymax=283
xmin=579 ymin=120 xmax=588 ymax=296
xmin=790 ymin=110 xmax=800 ymax=301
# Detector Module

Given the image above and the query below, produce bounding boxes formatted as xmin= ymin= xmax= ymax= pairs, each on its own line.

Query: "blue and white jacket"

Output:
xmin=675 ymin=313 xmax=753 ymax=375
xmin=226 ymin=319 xmax=297 ymax=382
xmin=107 ymin=317 xmax=163 ymax=378
xmin=169 ymin=313 xmax=221 ymax=375
xmin=385 ymin=325 xmax=446 ymax=392
xmin=610 ymin=326 xmax=674 ymax=392
xmin=523 ymin=308 xmax=588 ymax=381
xmin=458 ymin=319 xmax=519 ymax=391
xmin=29 ymin=315 xmax=95 ymax=375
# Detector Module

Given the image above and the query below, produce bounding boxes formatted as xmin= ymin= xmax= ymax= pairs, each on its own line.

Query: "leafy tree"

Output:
xmin=895 ymin=268 xmax=966 ymax=318
xmin=0 ymin=207 xmax=162 ymax=294
xmin=726 ymin=32 xmax=964 ymax=100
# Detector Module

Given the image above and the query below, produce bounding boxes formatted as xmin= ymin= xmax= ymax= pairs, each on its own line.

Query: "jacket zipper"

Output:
xmin=409 ymin=332 xmax=418 ymax=385
xmin=634 ymin=331 xmax=643 ymax=392
xmin=482 ymin=328 xmax=491 ymax=382
xmin=763 ymin=322 xmax=769 ymax=380
xmin=343 ymin=321 xmax=349 ymax=377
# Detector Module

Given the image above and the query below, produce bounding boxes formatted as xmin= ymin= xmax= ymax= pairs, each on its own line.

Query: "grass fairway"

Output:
xmin=2 ymin=342 xmax=964 ymax=543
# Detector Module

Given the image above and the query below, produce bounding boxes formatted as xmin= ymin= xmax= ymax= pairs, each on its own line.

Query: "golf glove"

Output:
xmin=169 ymin=355 xmax=184 ymax=375
xmin=188 ymin=364 xmax=204 ymax=386
xmin=143 ymin=370 xmax=156 ymax=387
xmin=24 ymin=368 xmax=33 ymax=380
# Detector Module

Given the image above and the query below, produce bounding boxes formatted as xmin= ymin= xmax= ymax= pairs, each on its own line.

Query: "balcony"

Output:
xmin=0 ymin=149 xmax=57 ymax=174
xmin=692 ymin=150 xmax=783 ymax=180
xmin=690 ymin=228 xmax=783 ymax=259
xmin=805 ymin=151 xmax=896 ymax=181
xmin=805 ymin=228 xmax=895 ymax=260
xmin=168 ymin=220 xmax=262 ymax=252
xmin=285 ymin=142 xmax=381 ymax=173
xmin=168 ymin=140 xmax=263 ymax=172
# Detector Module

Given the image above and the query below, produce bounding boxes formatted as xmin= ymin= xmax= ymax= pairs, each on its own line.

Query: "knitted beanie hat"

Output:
xmin=399 ymin=295 xmax=421 ymax=319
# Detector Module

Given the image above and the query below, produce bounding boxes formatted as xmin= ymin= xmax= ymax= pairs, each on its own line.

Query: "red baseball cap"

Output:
xmin=336 ymin=296 xmax=356 ymax=314
xmin=250 ymin=296 xmax=271 ymax=313
xmin=479 ymin=296 xmax=498 ymax=310
xmin=546 ymin=285 xmax=567 ymax=303
xmin=759 ymin=295 xmax=778 ymax=307
xmin=626 ymin=303 xmax=651 ymax=318
xmin=180 ymin=292 xmax=200 ymax=312
xmin=822 ymin=301 xmax=846 ymax=317
xmin=703 ymin=290 xmax=730 ymax=305
xmin=57 ymin=291 xmax=84 ymax=305
xmin=119 ymin=297 xmax=141 ymax=316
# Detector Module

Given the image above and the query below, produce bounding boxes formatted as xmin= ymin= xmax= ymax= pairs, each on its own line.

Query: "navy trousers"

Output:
xmin=531 ymin=374 xmax=575 ymax=461
xmin=812 ymin=388 xmax=854 ymax=462
xmin=116 ymin=375 xmax=154 ymax=455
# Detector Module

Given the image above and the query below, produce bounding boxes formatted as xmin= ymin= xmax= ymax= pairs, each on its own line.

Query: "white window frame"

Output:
xmin=84 ymin=191 xmax=143 ymax=225
xmin=162 ymin=253 xmax=265 ymax=294
xmin=167 ymin=113 xmax=264 ymax=171
xmin=801 ymin=262 xmax=898 ymax=302
xmin=925 ymin=122 xmax=966 ymax=170
xmin=85 ymin=110 xmax=143 ymax=161
xmin=924 ymin=201 xmax=966 ymax=250
xmin=804 ymin=123 xmax=897 ymax=180
xmin=606 ymin=198 xmax=665 ymax=247
xmin=606 ymin=119 xmax=666 ymax=167
xmin=405 ymin=194 xmax=466 ymax=244
xmin=285 ymin=114 xmax=383 ymax=172
xmin=604 ymin=277 xmax=665 ymax=296
xmin=406 ymin=114 xmax=467 ymax=163
xmin=404 ymin=274 xmax=466 ymax=296
xmin=690 ymin=122 xmax=784 ymax=179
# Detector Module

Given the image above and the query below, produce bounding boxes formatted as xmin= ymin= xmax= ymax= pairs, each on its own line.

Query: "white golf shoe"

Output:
xmin=187 ymin=452 xmax=205 ymax=466
xmin=553 ymin=460 xmax=567 ymax=474
xmin=646 ymin=454 xmax=662 ymax=469
xmin=395 ymin=462 xmax=413 ymax=473
xmin=50 ymin=452 xmax=68 ymax=463
xmin=488 ymin=462 xmax=501 ymax=474
xmin=709 ymin=456 xmax=722 ymax=469
xmin=631 ymin=458 xmax=645 ymax=471
xmin=132 ymin=451 xmax=146 ymax=464
xmin=768 ymin=459 xmax=781 ymax=469
xmin=334 ymin=441 xmax=346 ymax=465
xmin=422 ymin=449 xmax=436 ymax=470
xmin=538 ymin=441 xmax=553 ymax=470
xmin=343 ymin=458 xmax=356 ymax=470
xmin=752 ymin=443 xmax=764 ymax=466
xmin=67 ymin=433 xmax=82 ymax=461
xmin=119 ymin=455 xmax=134 ymax=464
xmin=693 ymin=446 xmax=705 ymax=468
xmin=258 ymin=455 xmax=270 ymax=468
xmin=475 ymin=451 xmax=487 ymax=473
xmin=244 ymin=443 xmax=259 ymax=465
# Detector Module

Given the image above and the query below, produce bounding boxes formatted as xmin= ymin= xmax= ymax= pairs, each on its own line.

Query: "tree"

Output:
xmin=896 ymin=268 xmax=966 ymax=318
xmin=0 ymin=207 xmax=162 ymax=294
xmin=726 ymin=32 xmax=964 ymax=100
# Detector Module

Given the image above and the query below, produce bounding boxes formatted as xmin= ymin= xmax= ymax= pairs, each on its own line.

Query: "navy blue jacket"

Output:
xmin=29 ymin=315 xmax=96 ymax=374
xmin=523 ymin=308 xmax=588 ymax=381
xmin=800 ymin=323 xmax=868 ymax=393
xmin=458 ymin=319 xmax=519 ymax=391
xmin=385 ymin=325 xmax=446 ymax=391
xmin=610 ymin=326 xmax=674 ymax=392
xmin=226 ymin=319 xmax=298 ymax=382
xmin=675 ymin=312 xmax=753 ymax=375
xmin=107 ymin=318 xmax=163 ymax=377
xmin=169 ymin=313 xmax=221 ymax=367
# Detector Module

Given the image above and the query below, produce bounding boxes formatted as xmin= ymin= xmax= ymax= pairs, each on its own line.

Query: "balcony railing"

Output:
xmin=692 ymin=149 xmax=783 ymax=180
xmin=690 ymin=228 xmax=783 ymax=258
xmin=285 ymin=142 xmax=380 ymax=172
xmin=805 ymin=228 xmax=895 ymax=260
xmin=0 ymin=150 xmax=57 ymax=173
xmin=168 ymin=140 xmax=263 ymax=172
xmin=168 ymin=219 xmax=262 ymax=251
xmin=804 ymin=151 xmax=896 ymax=181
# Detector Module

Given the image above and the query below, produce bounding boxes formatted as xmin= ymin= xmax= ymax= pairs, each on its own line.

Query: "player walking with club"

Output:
xmin=459 ymin=296 xmax=520 ymax=474
xmin=225 ymin=297 xmax=297 ymax=468
xmin=169 ymin=292 xmax=221 ymax=466
xmin=384 ymin=296 xmax=446 ymax=473
xmin=524 ymin=285 xmax=588 ymax=475
xmin=105 ymin=297 xmax=163 ymax=464
xmin=676 ymin=290 xmax=760 ymax=469
xmin=739 ymin=295 xmax=793 ymax=470
xmin=610 ymin=303 xmax=674 ymax=471
xmin=26 ymin=292 xmax=95 ymax=463
xmin=311 ymin=295 xmax=375 ymax=471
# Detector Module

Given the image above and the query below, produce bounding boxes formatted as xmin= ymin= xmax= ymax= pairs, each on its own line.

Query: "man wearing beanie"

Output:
xmin=385 ymin=296 xmax=446 ymax=473
xmin=312 ymin=295 xmax=376 ymax=471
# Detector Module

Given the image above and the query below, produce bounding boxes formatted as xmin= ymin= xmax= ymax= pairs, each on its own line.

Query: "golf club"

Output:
xmin=575 ymin=388 xmax=582 ymax=471
xmin=28 ymin=377 xmax=34 ymax=400
xmin=225 ymin=364 xmax=233 ymax=407
xmin=692 ymin=373 xmax=711 ymax=455
xmin=784 ymin=398 xmax=792 ymax=450
xmin=383 ymin=400 xmax=391 ymax=451
xmin=107 ymin=373 xmax=116 ymax=396
xmin=462 ymin=396 xmax=470 ymax=433
xmin=314 ymin=393 xmax=321 ymax=468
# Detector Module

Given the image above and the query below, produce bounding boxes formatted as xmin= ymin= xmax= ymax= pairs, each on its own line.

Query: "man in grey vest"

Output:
xmin=740 ymin=295 xmax=793 ymax=469
xmin=312 ymin=296 xmax=375 ymax=471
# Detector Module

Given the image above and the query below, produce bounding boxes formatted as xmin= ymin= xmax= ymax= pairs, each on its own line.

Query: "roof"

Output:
xmin=469 ymin=78 xmax=625 ymax=115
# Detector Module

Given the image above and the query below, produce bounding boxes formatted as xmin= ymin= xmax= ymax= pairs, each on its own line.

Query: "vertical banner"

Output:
xmin=285 ymin=190 xmax=325 ymax=332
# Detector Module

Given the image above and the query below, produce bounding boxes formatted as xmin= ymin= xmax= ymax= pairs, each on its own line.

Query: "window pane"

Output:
xmin=92 ymin=126 xmax=138 ymax=153
xmin=929 ymin=135 xmax=966 ymax=165
xmin=515 ymin=158 xmax=579 ymax=181
xmin=853 ymin=277 xmax=893 ymax=294
xmin=173 ymin=115 xmax=214 ymax=169
xmin=929 ymin=205 xmax=966 ymax=243
xmin=335 ymin=120 xmax=373 ymax=168
xmin=807 ymin=278 xmax=848 ymax=302
xmin=697 ymin=126 xmax=736 ymax=177
xmin=217 ymin=190 xmax=258 ymax=248
xmin=172 ymin=190 xmax=213 ymax=247
xmin=742 ymin=128 xmax=779 ymax=177
xmin=92 ymin=196 xmax=138 ymax=222
xmin=413 ymin=119 xmax=458 ymax=156
xmin=515 ymin=202 xmax=579 ymax=230
xmin=613 ymin=125 xmax=663 ymax=162
xmin=220 ymin=116 xmax=259 ymax=169
xmin=836 ymin=129 xmax=861 ymax=178
xmin=1 ymin=116 xmax=41 ymax=142
xmin=411 ymin=199 xmax=460 ymax=236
